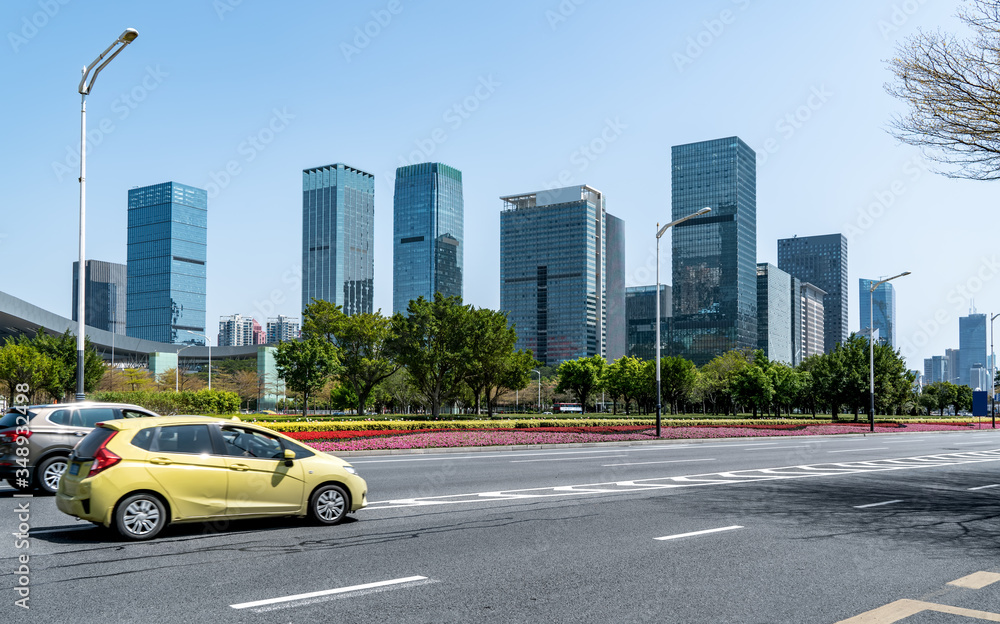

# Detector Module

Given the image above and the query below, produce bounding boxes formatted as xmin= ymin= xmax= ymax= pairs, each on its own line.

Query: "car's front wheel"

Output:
xmin=115 ymin=493 xmax=167 ymax=540
xmin=309 ymin=484 xmax=349 ymax=525
xmin=36 ymin=456 xmax=68 ymax=495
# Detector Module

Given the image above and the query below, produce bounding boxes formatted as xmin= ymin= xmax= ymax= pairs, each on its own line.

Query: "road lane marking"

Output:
xmin=829 ymin=447 xmax=889 ymax=453
xmin=511 ymin=455 xmax=627 ymax=463
xmin=655 ymin=525 xmax=743 ymax=541
xmin=854 ymin=500 xmax=903 ymax=509
xmin=969 ymin=484 xmax=1000 ymax=491
xmin=955 ymin=441 xmax=995 ymax=445
xmin=837 ymin=598 xmax=1000 ymax=623
xmin=747 ymin=445 xmax=811 ymax=450
xmin=602 ymin=458 xmax=717 ymax=467
xmin=352 ymin=449 xmax=628 ymax=463
xmin=230 ymin=576 xmax=429 ymax=610
xmin=949 ymin=572 xmax=1000 ymax=589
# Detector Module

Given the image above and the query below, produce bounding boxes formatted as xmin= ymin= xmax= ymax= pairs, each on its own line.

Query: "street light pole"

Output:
xmin=532 ymin=369 xmax=541 ymax=413
xmin=75 ymin=28 xmax=138 ymax=401
xmin=991 ymin=312 xmax=998 ymax=428
xmin=868 ymin=271 xmax=910 ymax=432
xmin=655 ymin=207 xmax=711 ymax=437
xmin=175 ymin=344 xmax=194 ymax=392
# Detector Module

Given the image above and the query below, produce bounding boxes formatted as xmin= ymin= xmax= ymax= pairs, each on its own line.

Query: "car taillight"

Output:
xmin=0 ymin=431 xmax=31 ymax=443
xmin=87 ymin=431 xmax=121 ymax=477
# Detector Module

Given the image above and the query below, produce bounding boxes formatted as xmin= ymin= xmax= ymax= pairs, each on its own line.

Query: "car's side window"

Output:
xmin=151 ymin=425 xmax=214 ymax=455
xmin=131 ymin=428 xmax=155 ymax=451
xmin=121 ymin=409 xmax=154 ymax=419
xmin=48 ymin=409 xmax=73 ymax=426
xmin=220 ymin=428 xmax=284 ymax=459
xmin=75 ymin=408 xmax=117 ymax=427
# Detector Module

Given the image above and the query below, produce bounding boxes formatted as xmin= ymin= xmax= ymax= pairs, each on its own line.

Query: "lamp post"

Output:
xmin=532 ymin=369 xmax=541 ymax=413
xmin=75 ymin=28 xmax=138 ymax=401
xmin=175 ymin=344 xmax=194 ymax=392
xmin=868 ymin=271 xmax=910 ymax=432
xmin=655 ymin=207 xmax=711 ymax=437
xmin=991 ymin=312 xmax=998 ymax=428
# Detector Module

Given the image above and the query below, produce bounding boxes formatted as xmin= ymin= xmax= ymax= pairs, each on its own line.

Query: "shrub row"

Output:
xmin=91 ymin=390 xmax=241 ymax=415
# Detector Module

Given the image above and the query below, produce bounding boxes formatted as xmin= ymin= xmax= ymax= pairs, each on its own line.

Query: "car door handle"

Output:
xmin=229 ymin=464 xmax=249 ymax=471
xmin=74 ymin=432 xmax=86 ymax=437
xmin=149 ymin=457 xmax=173 ymax=465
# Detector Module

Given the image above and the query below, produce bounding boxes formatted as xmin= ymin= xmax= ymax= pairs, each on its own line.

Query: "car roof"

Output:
xmin=19 ymin=402 xmax=155 ymax=411
xmin=99 ymin=415 xmax=227 ymax=430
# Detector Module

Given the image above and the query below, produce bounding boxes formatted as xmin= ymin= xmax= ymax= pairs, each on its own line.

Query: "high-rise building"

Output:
xmin=778 ymin=233 xmax=848 ymax=354
xmin=970 ymin=363 xmax=991 ymax=390
xmin=959 ymin=312 xmax=987 ymax=387
xmin=923 ymin=355 xmax=948 ymax=384
xmin=945 ymin=348 xmax=961 ymax=384
xmin=500 ymin=185 xmax=614 ymax=366
xmin=790 ymin=276 xmax=802 ymax=366
xmin=301 ymin=163 xmax=375 ymax=316
xmin=670 ymin=136 xmax=757 ymax=365
xmin=266 ymin=315 xmax=300 ymax=343
xmin=126 ymin=182 xmax=207 ymax=345
xmin=626 ymin=285 xmax=671 ymax=361
xmin=605 ymin=214 xmax=626 ymax=362
xmin=393 ymin=163 xmax=463 ymax=314
xmin=756 ymin=263 xmax=793 ymax=364
xmin=859 ymin=278 xmax=897 ymax=347
xmin=800 ymin=282 xmax=826 ymax=359
xmin=72 ymin=260 xmax=126 ymax=335
xmin=218 ymin=314 xmax=263 ymax=347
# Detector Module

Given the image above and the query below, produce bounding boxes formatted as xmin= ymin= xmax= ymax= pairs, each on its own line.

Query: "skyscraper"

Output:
xmin=778 ymin=233 xmax=848 ymax=354
xmin=266 ymin=315 xmax=300 ymax=343
xmin=946 ymin=348 xmax=961 ymax=384
xmin=924 ymin=355 xmax=948 ymax=384
xmin=800 ymin=282 xmax=826 ymax=359
xmin=670 ymin=136 xmax=757 ymax=365
xmin=959 ymin=312 xmax=987 ymax=387
xmin=500 ymin=185 xmax=614 ymax=366
xmin=756 ymin=263 xmax=793 ymax=364
xmin=393 ymin=163 xmax=463 ymax=313
xmin=605 ymin=213 xmax=627 ymax=362
xmin=302 ymin=163 xmax=375 ymax=316
xmin=626 ymin=285 xmax=671 ymax=361
xmin=859 ymin=278 xmax=897 ymax=347
xmin=126 ymin=182 xmax=207 ymax=345
xmin=72 ymin=260 xmax=126 ymax=335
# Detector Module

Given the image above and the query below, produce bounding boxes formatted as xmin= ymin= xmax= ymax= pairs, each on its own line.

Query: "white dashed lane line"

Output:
xmin=829 ymin=447 xmax=889 ymax=453
xmin=655 ymin=526 xmax=744 ymax=541
xmin=854 ymin=499 xmax=904 ymax=509
xmin=230 ymin=576 xmax=431 ymax=611
xmin=602 ymin=458 xmax=716 ymax=467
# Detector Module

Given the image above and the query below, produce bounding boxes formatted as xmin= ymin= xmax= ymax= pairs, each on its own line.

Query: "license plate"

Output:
xmin=69 ymin=463 xmax=79 ymax=476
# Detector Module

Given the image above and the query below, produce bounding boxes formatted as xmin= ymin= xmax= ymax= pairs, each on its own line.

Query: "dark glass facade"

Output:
xmin=500 ymin=186 xmax=607 ymax=366
xmin=756 ymin=263 xmax=792 ymax=364
xmin=126 ymin=182 xmax=207 ymax=345
xmin=302 ymin=164 xmax=375 ymax=316
xmin=859 ymin=279 xmax=896 ymax=348
xmin=72 ymin=260 xmax=126 ymax=334
xmin=923 ymin=355 xmax=948 ymax=384
xmin=393 ymin=163 xmax=463 ymax=313
xmin=626 ymin=285 xmax=670 ymax=361
xmin=670 ymin=137 xmax=757 ymax=366
xmin=605 ymin=214 xmax=626 ymax=361
xmin=777 ymin=233 xmax=848 ymax=354
xmin=958 ymin=313 xmax=987 ymax=387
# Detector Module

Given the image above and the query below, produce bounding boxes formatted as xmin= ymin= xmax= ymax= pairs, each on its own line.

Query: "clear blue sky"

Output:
xmin=1 ymin=0 xmax=993 ymax=371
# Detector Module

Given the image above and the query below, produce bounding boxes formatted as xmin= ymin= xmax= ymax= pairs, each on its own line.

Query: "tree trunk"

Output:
xmin=302 ymin=391 xmax=309 ymax=419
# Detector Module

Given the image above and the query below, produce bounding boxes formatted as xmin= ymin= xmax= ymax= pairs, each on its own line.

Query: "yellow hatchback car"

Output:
xmin=56 ymin=416 xmax=367 ymax=540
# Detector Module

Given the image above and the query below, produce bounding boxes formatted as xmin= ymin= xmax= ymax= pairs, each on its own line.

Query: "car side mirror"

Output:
xmin=283 ymin=449 xmax=295 ymax=466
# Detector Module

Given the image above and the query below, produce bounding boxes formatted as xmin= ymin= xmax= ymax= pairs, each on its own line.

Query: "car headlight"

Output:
xmin=343 ymin=465 xmax=358 ymax=475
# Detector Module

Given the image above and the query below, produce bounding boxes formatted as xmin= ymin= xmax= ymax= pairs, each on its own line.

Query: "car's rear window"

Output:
xmin=74 ymin=427 xmax=116 ymax=459
xmin=0 ymin=409 xmax=34 ymax=429
xmin=74 ymin=408 xmax=117 ymax=427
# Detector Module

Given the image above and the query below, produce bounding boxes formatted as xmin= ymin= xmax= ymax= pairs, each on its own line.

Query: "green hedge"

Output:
xmin=91 ymin=390 xmax=241 ymax=415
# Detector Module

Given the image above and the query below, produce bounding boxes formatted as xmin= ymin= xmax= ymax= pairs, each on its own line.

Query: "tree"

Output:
xmin=483 ymin=349 xmax=536 ymax=418
xmin=555 ymin=355 xmax=606 ymax=413
xmin=698 ymin=350 xmax=751 ymax=416
xmin=220 ymin=369 xmax=263 ymax=411
xmin=26 ymin=329 xmax=104 ymax=400
xmin=121 ymin=368 xmax=153 ymax=392
xmin=303 ymin=300 xmax=399 ymax=417
xmin=462 ymin=307 xmax=529 ymax=417
xmin=885 ymin=0 xmax=1000 ymax=180
xmin=0 ymin=342 xmax=60 ymax=403
xmin=952 ymin=384 xmax=975 ymax=415
xmin=379 ymin=369 xmax=421 ymax=414
xmin=659 ymin=355 xmax=697 ymax=415
xmin=391 ymin=294 xmax=472 ymax=418
xmin=731 ymin=365 xmax=773 ymax=419
xmin=603 ymin=357 xmax=638 ymax=414
xmin=273 ymin=337 xmax=339 ymax=417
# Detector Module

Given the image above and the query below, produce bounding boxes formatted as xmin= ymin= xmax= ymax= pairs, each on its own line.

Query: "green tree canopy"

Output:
xmin=273 ymin=337 xmax=339 ymax=417
xmin=555 ymin=355 xmax=606 ymax=413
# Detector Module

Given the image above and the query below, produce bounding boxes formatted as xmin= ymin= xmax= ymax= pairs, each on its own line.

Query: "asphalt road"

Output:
xmin=2 ymin=429 xmax=1000 ymax=623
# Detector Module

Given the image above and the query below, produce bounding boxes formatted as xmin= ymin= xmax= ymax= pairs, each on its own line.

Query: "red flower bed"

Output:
xmin=285 ymin=429 xmax=440 ymax=441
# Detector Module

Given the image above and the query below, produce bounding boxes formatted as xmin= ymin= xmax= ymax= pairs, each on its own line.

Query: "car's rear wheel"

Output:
xmin=115 ymin=493 xmax=167 ymax=540
xmin=36 ymin=456 xmax=68 ymax=495
xmin=309 ymin=484 xmax=349 ymax=525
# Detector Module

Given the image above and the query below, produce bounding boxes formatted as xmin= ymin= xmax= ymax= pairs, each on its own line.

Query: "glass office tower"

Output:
xmin=126 ymin=182 xmax=207 ymax=345
xmin=670 ymin=136 xmax=757 ymax=365
xmin=72 ymin=260 xmax=126 ymax=335
xmin=393 ymin=163 xmax=464 ymax=314
xmin=859 ymin=278 xmax=896 ymax=348
xmin=626 ymin=285 xmax=671 ymax=361
xmin=302 ymin=163 xmax=375 ymax=316
xmin=500 ymin=185 xmax=612 ymax=366
xmin=605 ymin=214 xmax=626 ymax=362
xmin=756 ymin=263 xmax=793 ymax=364
xmin=958 ymin=312 xmax=987 ymax=387
xmin=777 ymin=233 xmax=848 ymax=354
